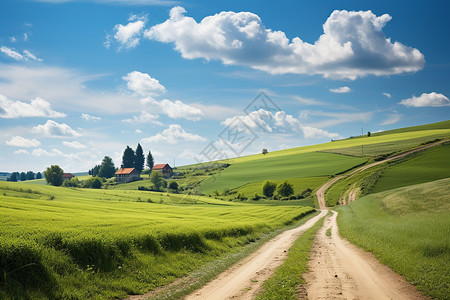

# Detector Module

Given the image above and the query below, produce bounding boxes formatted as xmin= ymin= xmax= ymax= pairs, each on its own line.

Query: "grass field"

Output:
xmin=0 ymin=181 xmax=314 ymax=299
xmin=335 ymin=178 xmax=450 ymax=299
xmin=200 ymin=152 xmax=367 ymax=194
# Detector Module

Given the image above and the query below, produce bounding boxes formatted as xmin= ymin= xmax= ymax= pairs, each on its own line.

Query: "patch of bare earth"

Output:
xmin=298 ymin=211 xmax=428 ymax=300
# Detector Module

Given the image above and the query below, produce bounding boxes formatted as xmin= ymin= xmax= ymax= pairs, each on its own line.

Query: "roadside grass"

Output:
xmin=200 ymin=152 xmax=367 ymax=194
xmin=255 ymin=213 xmax=327 ymax=300
xmin=0 ymin=181 xmax=314 ymax=299
xmin=335 ymin=178 xmax=450 ymax=299
xmin=370 ymin=142 xmax=450 ymax=193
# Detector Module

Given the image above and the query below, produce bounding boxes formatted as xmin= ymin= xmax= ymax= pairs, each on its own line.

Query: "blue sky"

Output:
xmin=1 ymin=0 xmax=449 ymax=173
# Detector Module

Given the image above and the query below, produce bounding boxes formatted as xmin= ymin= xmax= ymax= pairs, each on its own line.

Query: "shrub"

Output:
xmin=262 ymin=181 xmax=277 ymax=198
xmin=168 ymin=181 xmax=179 ymax=192
xmin=277 ymin=181 xmax=294 ymax=197
xmin=252 ymin=193 xmax=261 ymax=201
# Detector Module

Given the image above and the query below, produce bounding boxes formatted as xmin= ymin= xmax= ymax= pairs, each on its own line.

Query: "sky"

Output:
xmin=0 ymin=0 xmax=449 ymax=173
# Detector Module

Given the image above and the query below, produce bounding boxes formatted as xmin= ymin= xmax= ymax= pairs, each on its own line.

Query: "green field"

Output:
xmin=335 ymin=178 xmax=450 ymax=299
xmin=0 ymin=181 xmax=314 ymax=299
xmin=200 ymin=152 xmax=367 ymax=194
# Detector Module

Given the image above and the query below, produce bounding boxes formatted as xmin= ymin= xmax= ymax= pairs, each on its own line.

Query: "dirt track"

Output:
xmin=184 ymin=210 xmax=328 ymax=300
xmin=299 ymin=211 xmax=427 ymax=300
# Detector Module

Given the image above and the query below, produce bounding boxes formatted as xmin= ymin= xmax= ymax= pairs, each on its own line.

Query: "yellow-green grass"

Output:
xmin=372 ymin=119 xmax=450 ymax=136
xmin=370 ymin=142 xmax=450 ymax=193
xmin=200 ymin=152 xmax=367 ymax=194
xmin=255 ymin=213 xmax=326 ymax=299
xmin=0 ymin=181 xmax=314 ymax=299
xmin=335 ymin=178 xmax=450 ymax=299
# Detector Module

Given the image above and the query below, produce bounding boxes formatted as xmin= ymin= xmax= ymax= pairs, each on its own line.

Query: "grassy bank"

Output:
xmin=335 ymin=178 xmax=450 ymax=299
xmin=0 ymin=181 xmax=314 ymax=299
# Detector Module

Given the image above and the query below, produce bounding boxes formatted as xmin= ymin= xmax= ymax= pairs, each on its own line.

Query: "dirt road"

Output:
xmin=184 ymin=210 xmax=328 ymax=300
xmin=299 ymin=211 xmax=427 ymax=300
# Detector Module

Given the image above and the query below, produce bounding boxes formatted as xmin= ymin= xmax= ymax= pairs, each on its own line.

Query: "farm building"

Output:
xmin=152 ymin=164 xmax=173 ymax=178
xmin=115 ymin=167 xmax=142 ymax=183
xmin=62 ymin=173 xmax=74 ymax=181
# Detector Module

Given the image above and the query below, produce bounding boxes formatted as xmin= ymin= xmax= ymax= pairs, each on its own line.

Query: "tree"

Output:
xmin=367 ymin=131 xmax=371 ymax=137
xmin=122 ymin=146 xmax=135 ymax=168
xmin=20 ymin=172 xmax=27 ymax=181
xmin=262 ymin=149 xmax=268 ymax=155
xmin=99 ymin=156 xmax=116 ymax=178
xmin=277 ymin=181 xmax=294 ymax=197
xmin=84 ymin=176 xmax=102 ymax=189
xmin=89 ymin=165 xmax=100 ymax=177
xmin=135 ymin=143 xmax=145 ymax=173
xmin=168 ymin=181 xmax=179 ymax=192
xmin=9 ymin=172 xmax=18 ymax=182
xmin=146 ymin=150 xmax=154 ymax=171
xmin=44 ymin=165 xmax=64 ymax=186
xmin=262 ymin=180 xmax=277 ymax=198
xmin=26 ymin=171 xmax=35 ymax=180
xmin=150 ymin=171 xmax=165 ymax=191
xmin=36 ymin=172 xmax=42 ymax=180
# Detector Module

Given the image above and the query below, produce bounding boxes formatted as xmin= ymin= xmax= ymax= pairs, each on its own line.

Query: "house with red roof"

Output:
xmin=62 ymin=173 xmax=74 ymax=181
xmin=115 ymin=167 xmax=142 ymax=183
xmin=152 ymin=164 xmax=173 ymax=178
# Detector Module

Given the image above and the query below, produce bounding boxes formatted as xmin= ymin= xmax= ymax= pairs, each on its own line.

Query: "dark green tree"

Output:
xmin=20 ymin=172 xmax=27 ymax=181
xmin=277 ymin=181 xmax=294 ymax=197
xmin=168 ymin=181 xmax=179 ymax=192
xmin=9 ymin=172 xmax=18 ymax=182
xmin=135 ymin=143 xmax=145 ymax=173
xmin=122 ymin=146 xmax=135 ymax=168
xmin=146 ymin=150 xmax=154 ymax=171
xmin=36 ymin=172 xmax=42 ymax=179
xmin=150 ymin=171 xmax=165 ymax=191
xmin=44 ymin=165 xmax=64 ymax=186
xmin=26 ymin=171 xmax=35 ymax=180
xmin=262 ymin=180 xmax=277 ymax=198
xmin=99 ymin=156 xmax=116 ymax=178
xmin=262 ymin=149 xmax=268 ymax=155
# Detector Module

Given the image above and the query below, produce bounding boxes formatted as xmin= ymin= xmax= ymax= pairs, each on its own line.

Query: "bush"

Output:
xmin=83 ymin=177 xmax=103 ymax=189
xmin=252 ymin=193 xmax=261 ymax=200
xmin=262 ymin=181 xmax=277 ymax=198
xmin=277 ymin=181 xmax=294 ymax=197
xmin=168 ymin=181 xmax=179 ymax=192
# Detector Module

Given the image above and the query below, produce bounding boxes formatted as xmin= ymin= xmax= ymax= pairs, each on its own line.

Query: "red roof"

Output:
xmin=115 ymin=168 xmax=136 ymax=175
xmin=62 ymin=173 xmax=73 ymax=178
xmin=153 ymin=164 xmax=169 ymax=170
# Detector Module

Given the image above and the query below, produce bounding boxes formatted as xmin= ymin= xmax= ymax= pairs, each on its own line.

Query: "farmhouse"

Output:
xmin=152 ymin=164 xmax=173 ymax=178
xmin=62 ymin=173 xmax=74 ymax=181
xmin=115 ymin=167 xmax=142 ymax=183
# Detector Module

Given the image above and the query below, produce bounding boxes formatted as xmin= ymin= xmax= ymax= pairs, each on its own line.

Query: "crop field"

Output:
xmin=200 ymin=152 xmax=367 ymax=194
xmin=335 ymin=178 xmax=450 ymax=299
xmin=0 ymin=181 xmax=314 ymax=299
xmin=370 ymin=142 xmax=450 ymax=193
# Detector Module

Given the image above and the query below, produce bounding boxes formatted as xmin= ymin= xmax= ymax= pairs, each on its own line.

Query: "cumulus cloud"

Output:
xmin=0 ymin=95 xmax=66 ymax=118
xmin=301 ymin=126 xmax=341 ymax=139
xmin=63 ymin=141 xmax=86 ymax=149
xmin=122 ymin=71 xmax=166 ymax=97
xmin=330 ymin=86 xmax=351 ymax=93
xmin=0 ymin=46 xmax=42 ymax=61
xmin=145 ymin=7 xmax=424 ymax=79
xmin=399 ymin=92 xmax=450 ymax=107
xmin=14 ymin=149 xmax=29 ymax=155
xmin=81 ymin=113 xmax=101 ymax=121
xmin=141 ymin=124 xmax=206 ymax=144
xmin=122 ymin=111 xmax=162 ymax=125
xmin=106 ymin=15 xmax=147 ymax=50
xmin=157 ymin=99 xmax=203 ymax=121
xmin=6 ymin=136 xmax=41 ymax=147
xmin=32 ymin=120 xmax=82 ymax=137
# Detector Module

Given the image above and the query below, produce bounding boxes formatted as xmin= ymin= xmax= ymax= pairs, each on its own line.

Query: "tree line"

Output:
xmin=7 ymin=171 xmax=42 ymax=182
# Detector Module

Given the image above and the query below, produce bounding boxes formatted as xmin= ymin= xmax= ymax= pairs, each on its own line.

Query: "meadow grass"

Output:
xmin=0 ymin=181 xmax=314 ymax=299
xmin=200 ymin=152 xmax=367 ymax=194
xmin=255 ymin=213 xmax=327 ymax=299
xmin=335 ymin=178 xmax=450 ymax=299
xmin=370 ymin=142 xmax=450 ymax=193
xmin=372 ymin=119 xmax=450 ymax=136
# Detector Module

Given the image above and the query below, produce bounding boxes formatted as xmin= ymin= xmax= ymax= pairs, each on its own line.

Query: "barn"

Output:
xmin=62 ymin=173 xmax=74 ymax=181
xmin=152 ymin=164 xmax=173 ymax=178
xmin=115 ymin=167 xmax=142 ymax=183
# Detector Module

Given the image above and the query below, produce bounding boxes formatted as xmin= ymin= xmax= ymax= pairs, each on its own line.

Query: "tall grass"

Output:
xmin=335 ymin=178 xmax=450 ymax=299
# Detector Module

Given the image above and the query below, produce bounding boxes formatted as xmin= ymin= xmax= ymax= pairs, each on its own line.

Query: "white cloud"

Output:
xmin=106 ymin=15 xmax=147 ymax=50
xmin=122 ymin=71 xmax=166 ymax=97
xmin=32 ymin=120 xmax=82 ymax=137
xmin=141 ymin=124 xmax=206 ymax=144
xmin=302 ymin=110 xmax=373 ymax=128
xmin=32 ymin=148 xmax=64 ymax=157
xmin=81 ymin=113 xmax=101 ymax=121
xmin=14 ymin=149 xmax=29 ymax=155
xmin=380 ymin=113 xmax=402 ymax=125
xmin=135 ymin=129 xmax=143 ymax=134
xmin=0 ymin=95 xmax=66 ymax=118
xmin=292 ymin=95 xmax=326 ymax=106
xmin=122 ymin=111 xmax=162 ymax=125
xmin=63 ymin=141 xmax=87 ymax=149
xmin=301 ymin=126 xmax=341 ymax=139
xmin=330 ymin=86 xmax=351 ymax=93
xmin=158 ymin=99 xmax=203 ymax=121
xmin=6 ymin=136 xmax=41 ymax=147
xmin=382 ymin=92 xmax=391 ymax=98
xmin=0 ymin=46 xmax=42 ymax=61
xmin=399 ymin=92 xmax=450 ymax=107
xmin=145 ymin=7 xmax=424 ymax=79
